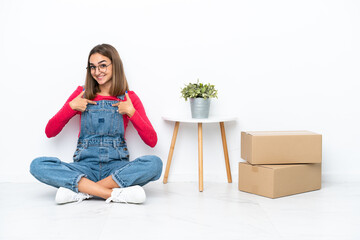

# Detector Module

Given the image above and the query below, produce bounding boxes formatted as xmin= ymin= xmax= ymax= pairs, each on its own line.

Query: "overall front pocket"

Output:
xmin=85 ymin=109 xmax=121 ymax=135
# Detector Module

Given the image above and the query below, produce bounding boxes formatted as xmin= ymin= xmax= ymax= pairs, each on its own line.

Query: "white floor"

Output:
xmin=0 ymin=179 xmax=359 ymax=240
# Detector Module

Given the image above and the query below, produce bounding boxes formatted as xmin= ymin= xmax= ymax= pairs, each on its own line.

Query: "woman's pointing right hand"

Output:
xmin=69 ymin=91 xmax=97 ymax=112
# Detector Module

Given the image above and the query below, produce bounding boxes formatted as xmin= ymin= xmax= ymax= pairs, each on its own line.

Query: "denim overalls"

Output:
xmin=30 ymin=95 xmax=162 ymax=193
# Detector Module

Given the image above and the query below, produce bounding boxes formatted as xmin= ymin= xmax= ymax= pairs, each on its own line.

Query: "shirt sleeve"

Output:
xmin=126 ymin=91 xmax=158 ymax=148
xmin=45 ymin=86 xmax=83 ymax=138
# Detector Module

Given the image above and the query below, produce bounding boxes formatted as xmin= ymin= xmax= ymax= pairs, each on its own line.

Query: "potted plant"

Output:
xmin=181 ymin=79 xmax=218 ymax=118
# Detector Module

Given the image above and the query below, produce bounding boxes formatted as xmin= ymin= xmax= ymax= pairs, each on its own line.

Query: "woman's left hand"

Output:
xmin=112 ymin=92 xmax=135 ymax=118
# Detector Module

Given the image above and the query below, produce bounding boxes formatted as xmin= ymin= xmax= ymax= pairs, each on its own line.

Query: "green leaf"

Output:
xmin=180 ymin=79 xmax=218 ymax=100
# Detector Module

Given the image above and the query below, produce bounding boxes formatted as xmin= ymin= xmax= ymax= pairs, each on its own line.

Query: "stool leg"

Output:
xmin=198 ymin=123 xmax=204 ymax=192
xmin=163 ymin=121 xmax=180 ymax=184
xmin=220 ymin=122 xmax=232 ymax=183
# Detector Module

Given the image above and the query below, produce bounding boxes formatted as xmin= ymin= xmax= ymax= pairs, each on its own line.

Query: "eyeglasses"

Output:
xmin=87 ymin=63 xmax=112 ymax=73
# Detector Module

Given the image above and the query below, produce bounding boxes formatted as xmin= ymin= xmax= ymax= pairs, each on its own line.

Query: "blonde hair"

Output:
xmin=85 ymin=44 xmax=129 ymax=100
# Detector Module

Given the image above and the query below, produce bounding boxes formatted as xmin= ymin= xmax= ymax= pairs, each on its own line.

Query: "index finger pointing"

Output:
xmin=87 ymin=100 xmax=97 ymax=105
xmin=78 ymin=91 xmax=85 ymax=98
xmin=125 ymin=92 xmax=132 ymax=102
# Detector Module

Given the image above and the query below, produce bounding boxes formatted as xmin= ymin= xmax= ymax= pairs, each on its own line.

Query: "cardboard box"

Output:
xmin=238 ymin=162 xmax=321 ymax=198
xmin=241 ymin=131 xmax=322 ymax=164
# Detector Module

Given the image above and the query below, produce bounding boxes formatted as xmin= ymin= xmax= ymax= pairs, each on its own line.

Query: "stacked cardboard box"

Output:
xmin=239 ymin=131 xmax=322 ymax=198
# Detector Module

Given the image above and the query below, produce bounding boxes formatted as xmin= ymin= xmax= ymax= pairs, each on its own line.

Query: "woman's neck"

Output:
xmin=98 ymin=82 xmax=112 ymax=96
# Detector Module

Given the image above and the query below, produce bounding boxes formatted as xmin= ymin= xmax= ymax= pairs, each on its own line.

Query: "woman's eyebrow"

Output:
xmin=89 ymin=60 xmax=107 ymax=65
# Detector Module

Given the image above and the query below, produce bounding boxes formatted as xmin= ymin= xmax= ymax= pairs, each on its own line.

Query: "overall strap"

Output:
xmin=117 ymin=94 xmax=125 ymax=100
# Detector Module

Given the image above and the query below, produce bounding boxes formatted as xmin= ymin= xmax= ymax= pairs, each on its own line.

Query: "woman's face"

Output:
xmin=89 ymin=53 xmax=113 ymax=86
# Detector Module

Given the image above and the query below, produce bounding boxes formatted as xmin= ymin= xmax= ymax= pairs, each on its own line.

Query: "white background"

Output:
xmin=0 ymin=0 xmax=359 ymax=182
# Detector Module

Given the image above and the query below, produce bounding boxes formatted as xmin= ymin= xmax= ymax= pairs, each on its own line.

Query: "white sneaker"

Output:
xmin=105 ymin=185 xmax=146 ymax=204
xmin=55 ymin=187 xmax=92 ymax=204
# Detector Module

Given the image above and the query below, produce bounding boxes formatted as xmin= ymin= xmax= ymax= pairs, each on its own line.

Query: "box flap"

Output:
xmin=244 ymin=131 xmax=319 ymax=136
xmin=242 ymin=162 xmax=307 ymax=170
xmin=259 ymin=164 xmax=307 ymax=170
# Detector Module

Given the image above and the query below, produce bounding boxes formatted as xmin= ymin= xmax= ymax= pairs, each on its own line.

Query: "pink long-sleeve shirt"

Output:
xmin=45 ymin=86 xmax=157 ymax=148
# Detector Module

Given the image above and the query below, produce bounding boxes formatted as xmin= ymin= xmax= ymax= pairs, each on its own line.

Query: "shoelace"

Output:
xmin=75 ymin=193 xmax=91 ymax=203
xmin=105 ymin=189 xmax=128 ymax=204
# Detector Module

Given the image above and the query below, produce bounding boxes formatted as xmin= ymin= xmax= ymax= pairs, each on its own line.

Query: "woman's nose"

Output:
xmin=95 ymin=67 xmax=101 ymax=75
